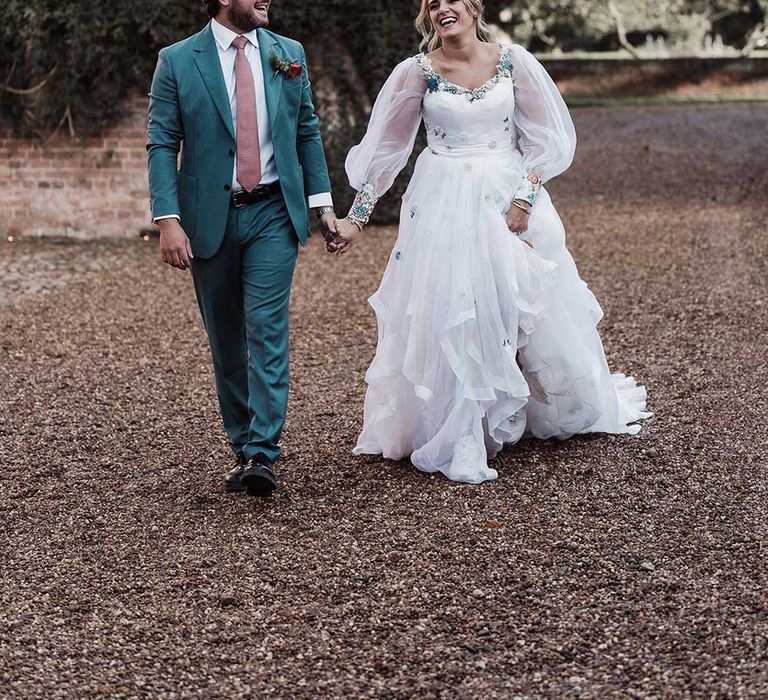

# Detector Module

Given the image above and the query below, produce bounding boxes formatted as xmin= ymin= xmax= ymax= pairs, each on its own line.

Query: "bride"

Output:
xmin=328 ymin=0 xmax=651 ymax=484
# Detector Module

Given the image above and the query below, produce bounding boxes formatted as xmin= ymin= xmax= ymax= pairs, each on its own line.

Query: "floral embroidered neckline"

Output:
xmin=418 ymin=44 xmax=513 ymax=101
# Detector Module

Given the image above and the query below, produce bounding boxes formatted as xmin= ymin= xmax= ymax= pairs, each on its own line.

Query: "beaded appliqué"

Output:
xmin=514 ymin=170 xmax=542 ymax=207
xmin=503 ymin=116 xmax=517 ymax=146
xmin=348 ymin=181 xmax=377 ymax=225
xmin=431 ymin=125 xmax=447 ymax=139
xmin=417 ymin=45 xmax=513 ymax=102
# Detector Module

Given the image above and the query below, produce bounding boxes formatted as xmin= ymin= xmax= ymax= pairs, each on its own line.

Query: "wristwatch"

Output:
xmin=315 ymin=206 xmax=335 ymax=218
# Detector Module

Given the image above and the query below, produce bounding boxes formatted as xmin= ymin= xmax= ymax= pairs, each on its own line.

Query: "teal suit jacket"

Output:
xmin=147 ymin=23 xmax=331 ymax=259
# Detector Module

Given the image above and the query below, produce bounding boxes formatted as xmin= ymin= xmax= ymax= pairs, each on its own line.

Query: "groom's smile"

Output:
xmin=225 ymin=0 xmax=271 ymax=32
xmin=252 ymin=1 xmax=270 ymax=21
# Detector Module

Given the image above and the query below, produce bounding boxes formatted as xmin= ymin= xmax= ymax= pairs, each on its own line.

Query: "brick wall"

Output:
xmin=0 ymin=95 xmax=152 ymax=239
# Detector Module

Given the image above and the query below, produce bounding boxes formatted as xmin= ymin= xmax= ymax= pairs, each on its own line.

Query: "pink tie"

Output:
xmin=232 ymin=36 xmax=262 ymax=192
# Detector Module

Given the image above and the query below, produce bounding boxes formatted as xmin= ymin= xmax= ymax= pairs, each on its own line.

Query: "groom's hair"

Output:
xmin=203 ymin=0 xmax=221 ymax=18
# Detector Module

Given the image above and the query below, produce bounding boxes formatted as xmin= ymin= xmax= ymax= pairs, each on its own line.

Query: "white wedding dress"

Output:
xmin=344 ymin=44 xmax=651 ymax=484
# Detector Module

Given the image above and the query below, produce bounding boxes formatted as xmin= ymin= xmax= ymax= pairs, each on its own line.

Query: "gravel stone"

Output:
xmin=1 ymin=104 xmax=767 ymax=698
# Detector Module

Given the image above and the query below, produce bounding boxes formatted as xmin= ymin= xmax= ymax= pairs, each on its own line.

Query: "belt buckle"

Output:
xmin=232 ymin=190 xmax=247 ymax=209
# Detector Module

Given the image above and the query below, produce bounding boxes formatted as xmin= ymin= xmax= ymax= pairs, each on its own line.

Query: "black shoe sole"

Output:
xmin=224 ymin=481 xmax=246 ymax=493
xmin=241 ymin=468 xmax=278 ymax=498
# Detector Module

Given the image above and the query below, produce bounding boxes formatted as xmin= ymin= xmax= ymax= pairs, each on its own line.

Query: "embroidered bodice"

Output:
xmin=417 ymin=45 xmax=518 ymax=157
xmin=346 ymin=44 xmax=576 ymax=225
xmin=418 ymin=44 xmax=515 ymax=102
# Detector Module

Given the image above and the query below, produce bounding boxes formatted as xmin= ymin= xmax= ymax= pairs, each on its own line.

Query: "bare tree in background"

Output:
xmin=608 ymin=0 xmax=641 ymax=57
xmin=490 ymin=0 xmax=766 ymax=56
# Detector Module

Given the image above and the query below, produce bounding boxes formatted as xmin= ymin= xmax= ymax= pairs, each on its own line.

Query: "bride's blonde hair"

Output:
xmin=415 ymin=0 xmax=496 ymax=52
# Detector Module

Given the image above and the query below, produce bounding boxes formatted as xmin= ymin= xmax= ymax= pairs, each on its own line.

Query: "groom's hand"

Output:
xmin=318 ymin=212 xmax=337 ymax=244
xmin=158 ymin=219 xmax=194 ymax=270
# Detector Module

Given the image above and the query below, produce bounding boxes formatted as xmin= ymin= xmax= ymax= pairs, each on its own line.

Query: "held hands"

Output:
xmin=158 ymin=219 xmax=194 ymax=270
xmin=326 ymin=217 xmax=362 ymax=256
xmin=318 ymin=212 xmax=338 ymax=244
xmin=506 ymin=199 xmax=534 ymax=249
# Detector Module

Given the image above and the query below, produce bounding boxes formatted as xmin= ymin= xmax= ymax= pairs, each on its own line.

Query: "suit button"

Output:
xmin=228 ymin=149 xmax=235 ymax=156
xmin=224 ymin=184 xmax=231 ymax=191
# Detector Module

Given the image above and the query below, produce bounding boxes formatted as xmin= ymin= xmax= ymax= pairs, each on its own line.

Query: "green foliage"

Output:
xmin=0 ymin=0 xmax=204 ymax=133
xmin=0 ymin=0 xmax=422 ymax=219
xmin=0 ymin=0 xmax=422 ymax=141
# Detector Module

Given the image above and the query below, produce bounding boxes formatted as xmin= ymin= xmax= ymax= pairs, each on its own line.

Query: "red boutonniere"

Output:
xmin=269 ymin=52 xmax=303 ymax=80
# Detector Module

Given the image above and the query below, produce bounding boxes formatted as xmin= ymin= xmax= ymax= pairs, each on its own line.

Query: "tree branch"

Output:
xmin=1 ymin=65 xmax=58 ymax=96
xmin=608 ymin=0 xmax=641 ymax=59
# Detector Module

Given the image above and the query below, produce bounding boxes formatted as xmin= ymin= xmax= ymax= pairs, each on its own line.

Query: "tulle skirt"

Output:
xmin=353 ymin=146 xmax=651 ymax=483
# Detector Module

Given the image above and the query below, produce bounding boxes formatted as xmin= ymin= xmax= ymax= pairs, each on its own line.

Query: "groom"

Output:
xmin=147 ymin=0 xmax=336 ymax=497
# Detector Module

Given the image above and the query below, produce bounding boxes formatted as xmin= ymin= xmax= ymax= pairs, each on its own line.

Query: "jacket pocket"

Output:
xmin=177 ymin=171 xmax=198 ymax=239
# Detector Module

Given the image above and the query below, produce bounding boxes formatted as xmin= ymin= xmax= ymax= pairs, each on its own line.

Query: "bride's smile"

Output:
xmin=429 ymin=0 xmax=474 ymax=39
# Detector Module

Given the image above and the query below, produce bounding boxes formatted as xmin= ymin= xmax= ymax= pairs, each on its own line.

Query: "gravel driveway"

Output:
xmin=1 ymin=104 xmax=767 ymax=698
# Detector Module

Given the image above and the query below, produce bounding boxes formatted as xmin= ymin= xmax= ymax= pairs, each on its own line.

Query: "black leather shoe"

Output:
xmin=240 ymin=458 xmax=278 ymax=498
xmin=224 ymin=453 xmax=247 ymax=493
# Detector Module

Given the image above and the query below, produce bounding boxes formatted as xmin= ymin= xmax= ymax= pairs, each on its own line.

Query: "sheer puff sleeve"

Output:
xmin=510 ymin=45 xmax=576 ymax=207
xmin=345 ymin=57 xmax=426 ymax=226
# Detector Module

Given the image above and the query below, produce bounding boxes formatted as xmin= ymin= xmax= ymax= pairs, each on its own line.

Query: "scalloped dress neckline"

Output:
xmin=418 ymin=44 xmax=512 ymax=100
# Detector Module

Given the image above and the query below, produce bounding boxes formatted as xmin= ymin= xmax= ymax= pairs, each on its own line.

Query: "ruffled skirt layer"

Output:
xmin=353 ymin=148 xmax=651 ymax=483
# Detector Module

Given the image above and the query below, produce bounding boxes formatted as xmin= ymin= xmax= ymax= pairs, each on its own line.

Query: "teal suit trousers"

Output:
xmin=191 ymin=190 xmax=298 ymax=464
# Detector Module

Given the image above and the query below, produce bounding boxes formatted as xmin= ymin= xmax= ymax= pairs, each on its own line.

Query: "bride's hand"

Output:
xmin=332 ymin=218 xmax=363 ymax=256
xmin=506 ymin=200 xmax=531 ymax=237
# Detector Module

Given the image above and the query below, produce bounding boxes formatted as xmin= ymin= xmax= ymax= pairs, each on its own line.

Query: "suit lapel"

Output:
xmin=258 ymin=29 xmax=283 ymax=136
xmin=192 ymin=24 xmax=235 ymax=140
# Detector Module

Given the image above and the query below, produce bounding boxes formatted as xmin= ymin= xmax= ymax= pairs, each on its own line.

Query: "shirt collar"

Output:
xmin=211 ymin=18 xmax=259 ymax=51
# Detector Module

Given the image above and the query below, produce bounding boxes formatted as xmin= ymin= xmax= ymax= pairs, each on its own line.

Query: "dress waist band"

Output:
xmin=425 ymin=143 xmax=518 ymax=158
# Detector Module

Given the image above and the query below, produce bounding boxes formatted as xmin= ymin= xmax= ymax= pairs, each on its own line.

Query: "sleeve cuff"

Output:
xmin=513 ymin=171 xmax=542 ymax=207
xmin=347 ymin=182 xmax=378 ymax=226
xmin=153 ymin=214 xmax=180 ymax=223
xmin=308 ymin=192 xmax=333 ymax=209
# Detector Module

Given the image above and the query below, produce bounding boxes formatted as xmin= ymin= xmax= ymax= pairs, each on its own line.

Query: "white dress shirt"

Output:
xmin=155 ymin=19 xmax=332 ymax=223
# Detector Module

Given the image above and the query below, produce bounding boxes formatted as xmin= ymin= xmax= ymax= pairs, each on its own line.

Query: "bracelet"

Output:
xmin=315 ymin=206 xmax=335 ymax=218
xmin=346 ymin=217 xmax=364 ymax=233
xmin=511 ymin=200 xmax=532 ymax=215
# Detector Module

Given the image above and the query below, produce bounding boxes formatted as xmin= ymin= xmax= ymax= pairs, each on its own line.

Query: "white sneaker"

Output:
xmin=446 ymin=435 xmax=490 ymax=483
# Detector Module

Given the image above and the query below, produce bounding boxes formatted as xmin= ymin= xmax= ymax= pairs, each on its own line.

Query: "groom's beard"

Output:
xmin=228 ymin=0 xmax=270 ymax=32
